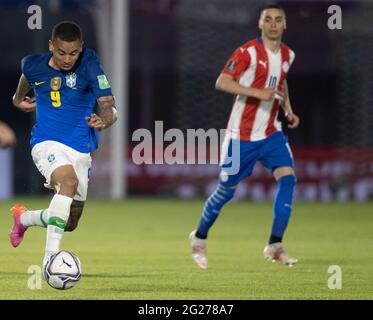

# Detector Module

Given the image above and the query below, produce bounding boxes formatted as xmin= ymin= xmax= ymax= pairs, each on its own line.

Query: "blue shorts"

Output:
xmin=220 ymin=132 xmax=294 ymax=187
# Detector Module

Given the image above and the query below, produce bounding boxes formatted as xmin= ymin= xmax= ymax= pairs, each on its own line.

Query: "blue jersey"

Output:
xmin=21 ymin=48 xmax=112 ymax=153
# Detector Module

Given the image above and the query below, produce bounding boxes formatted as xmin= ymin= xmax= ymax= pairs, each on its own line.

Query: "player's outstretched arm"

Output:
xmin=0 ymin=121 xmax=16 ymax=148
xmin=282 ymin=79 xmax=300 ymax=129
xmin=12 ymin=74 xmax=36 ymax=113
xmin=86 ymin=95 xmax=117 ymax=131
xmin=216 ymin=73 xmax=283 ymax=102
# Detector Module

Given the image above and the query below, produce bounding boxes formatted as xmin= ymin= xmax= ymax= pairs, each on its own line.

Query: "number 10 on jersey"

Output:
xmin=269 ymin=75 xmax=277 ymax=88
xmin=50 ymin=91 xmax=61 ymax=107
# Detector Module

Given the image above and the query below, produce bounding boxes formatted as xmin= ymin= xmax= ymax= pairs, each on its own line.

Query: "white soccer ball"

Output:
xmin=44 ymin=251 xmax=82 ymax=290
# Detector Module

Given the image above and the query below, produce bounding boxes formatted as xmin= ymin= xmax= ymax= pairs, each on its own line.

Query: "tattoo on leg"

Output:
xmin=65 ymin=200 xmax=85 ymax=232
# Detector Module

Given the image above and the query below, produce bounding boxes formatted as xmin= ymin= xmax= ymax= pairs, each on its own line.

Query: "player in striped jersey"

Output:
xmin=189 ymin=4 xmax=300 ymax=268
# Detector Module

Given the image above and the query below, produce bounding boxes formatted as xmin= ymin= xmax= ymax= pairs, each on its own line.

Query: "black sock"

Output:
xmin=195 ymin=231 xmax=207 ymax=240
xmin=269 ymin=235 xmax=282 ymax=244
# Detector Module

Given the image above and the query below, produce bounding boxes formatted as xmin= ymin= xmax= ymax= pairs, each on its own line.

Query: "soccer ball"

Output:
xmin=43 ymin=251 xmax=82 ymax=290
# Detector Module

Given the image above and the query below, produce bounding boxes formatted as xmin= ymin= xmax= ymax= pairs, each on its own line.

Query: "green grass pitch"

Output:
xmin=0 ymin=198 xmax=372 ymax=300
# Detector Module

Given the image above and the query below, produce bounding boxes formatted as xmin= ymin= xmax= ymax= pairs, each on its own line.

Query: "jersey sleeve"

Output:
xmin=221 ymin=47 xmax=251 ymax=80
xmin=21 ymin=55 xmax=32 ymax=81
xmin=87 ymin=55 xmax=113 ymax=98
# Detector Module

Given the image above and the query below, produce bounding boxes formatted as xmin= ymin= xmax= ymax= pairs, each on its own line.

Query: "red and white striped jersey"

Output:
xmin=222 ymin=37 xmax=295 ymax=141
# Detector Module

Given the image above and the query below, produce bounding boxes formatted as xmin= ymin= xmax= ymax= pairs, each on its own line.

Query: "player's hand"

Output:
xmin=86 ymin=113 xmax=105 ymax=131
xmin=0 ymin=122 xmax=17 ymax=148
xmin=254 ymin=88 xmax=283 ymax=102
xmin=14 ymin=96 xmax=36 ymax=113
xmin=285 ymin=112 xmax=300 ymax=129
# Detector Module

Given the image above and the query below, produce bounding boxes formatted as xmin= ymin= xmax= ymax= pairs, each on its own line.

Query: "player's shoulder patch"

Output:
xmin=81 ymin=48 xmax=112 ymax=92
xmin=97 ymin=74 xmax=111 ymax=89
xmin=226 ymin=59 xmax=238 ymax=72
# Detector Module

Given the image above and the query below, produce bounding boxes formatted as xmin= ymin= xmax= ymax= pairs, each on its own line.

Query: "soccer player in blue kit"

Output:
xmin=10 ymin=21 xmax=117 ymax=266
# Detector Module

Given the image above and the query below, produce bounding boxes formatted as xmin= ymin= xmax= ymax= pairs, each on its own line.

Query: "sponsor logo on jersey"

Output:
xmin=34 ymin=81 xmax=46 ymax=86
xmin=259 ymin=60 xmax=267 ymax=69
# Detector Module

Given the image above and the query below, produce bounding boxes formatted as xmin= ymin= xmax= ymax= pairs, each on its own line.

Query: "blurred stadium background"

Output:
xmin=0 ymin=0 xmax=372 ymax=202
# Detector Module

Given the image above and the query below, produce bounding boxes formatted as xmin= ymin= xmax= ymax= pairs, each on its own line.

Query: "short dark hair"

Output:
xmin=52 ymin=21 xmax=83 ymax=42
xmin=260 ymin=3 xmax=285 ymax=16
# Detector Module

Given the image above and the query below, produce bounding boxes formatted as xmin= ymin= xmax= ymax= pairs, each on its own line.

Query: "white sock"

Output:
xmin=20 ymin=209 xmax=48 ymax=228
xmin=44 ymin=194 xmax=73 ymax=260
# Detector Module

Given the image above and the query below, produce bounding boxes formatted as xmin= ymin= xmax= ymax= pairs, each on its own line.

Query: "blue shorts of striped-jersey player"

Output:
xmin=192 ymin=130 xmax=297 ymax=267
xmin=219 ymin=131 xmax=294 ymax=187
